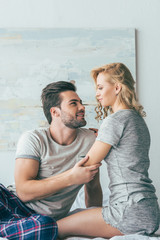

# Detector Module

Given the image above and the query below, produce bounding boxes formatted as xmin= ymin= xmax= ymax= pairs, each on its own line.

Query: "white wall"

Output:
xmin=0 ymin=0 xmax=160 ymax=204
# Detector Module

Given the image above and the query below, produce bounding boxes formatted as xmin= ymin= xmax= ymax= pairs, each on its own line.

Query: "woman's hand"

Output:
xmin=89 ymin=128 xmax=98 ymax=136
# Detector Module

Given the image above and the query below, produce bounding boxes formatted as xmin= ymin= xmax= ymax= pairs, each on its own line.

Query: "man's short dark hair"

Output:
xmin=41 ymin=81 xmax=76 ymax=124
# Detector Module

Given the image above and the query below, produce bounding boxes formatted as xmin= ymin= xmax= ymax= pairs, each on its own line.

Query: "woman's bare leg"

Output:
xmin=57 ymin=207 xmax=123 ymax=239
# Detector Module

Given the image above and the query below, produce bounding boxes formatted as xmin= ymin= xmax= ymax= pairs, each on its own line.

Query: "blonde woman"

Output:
xmin=57 ymin=63 xmax=160 ymax=239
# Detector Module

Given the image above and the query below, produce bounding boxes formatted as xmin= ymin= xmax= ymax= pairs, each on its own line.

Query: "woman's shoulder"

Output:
xmin=109 ymin=109 xmax=141 ymax=123
xmin=101 ymin=109 xmax=141 ymax=130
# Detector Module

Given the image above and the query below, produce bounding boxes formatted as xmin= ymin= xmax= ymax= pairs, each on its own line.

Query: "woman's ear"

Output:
xmin=50 ymin=107 xmax=60 ymax=117
xmin=115 ymin=83 xmax=122 ymax=96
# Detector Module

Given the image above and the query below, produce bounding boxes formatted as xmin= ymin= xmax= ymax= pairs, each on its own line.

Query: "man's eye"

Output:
xmin=98 ymin=87 xmax=103 ymax=90
xmin=71 ymin=102 xmax=77 ymax=105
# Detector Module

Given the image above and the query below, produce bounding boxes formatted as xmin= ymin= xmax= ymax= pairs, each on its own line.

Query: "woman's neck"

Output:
xmin=112 ymin=102 xmax=130 ymax=113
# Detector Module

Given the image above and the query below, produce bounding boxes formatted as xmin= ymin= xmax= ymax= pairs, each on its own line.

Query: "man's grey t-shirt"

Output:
xmin=8 ymin=127 xmax=95 ymax=220
xmin=97 ymin=109 xmax=157 ymax=204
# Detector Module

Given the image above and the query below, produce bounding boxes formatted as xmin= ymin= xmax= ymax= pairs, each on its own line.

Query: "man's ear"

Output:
xmin=115 ymin=83 xmax=122 ymax=96
xmin=50 ymin=107 xmax=60 ymax=117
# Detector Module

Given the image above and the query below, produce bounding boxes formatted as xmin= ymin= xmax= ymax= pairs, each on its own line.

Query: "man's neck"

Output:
xmin=49 ymin=123 xmax=77 ymax=146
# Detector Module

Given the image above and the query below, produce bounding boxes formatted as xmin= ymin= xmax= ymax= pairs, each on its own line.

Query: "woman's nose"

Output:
xmin=96 ymin=90 xmax=100 ymax=97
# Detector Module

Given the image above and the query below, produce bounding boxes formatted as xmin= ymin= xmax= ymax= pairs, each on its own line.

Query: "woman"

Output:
xmin=57 ymin=63 xmax=160 ymax=239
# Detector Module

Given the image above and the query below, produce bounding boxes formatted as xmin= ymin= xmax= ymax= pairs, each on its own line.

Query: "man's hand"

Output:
xmin=70 ymin=156 xmax=101 ymax=185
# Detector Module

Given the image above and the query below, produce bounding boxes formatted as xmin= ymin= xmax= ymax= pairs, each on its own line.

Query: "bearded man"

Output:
xmin=0 ymin=81 xmax=102 ymax=240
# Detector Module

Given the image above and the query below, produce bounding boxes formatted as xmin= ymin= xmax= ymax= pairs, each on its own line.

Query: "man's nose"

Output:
xmin=79 ymin=103 xmax=85 ymax=111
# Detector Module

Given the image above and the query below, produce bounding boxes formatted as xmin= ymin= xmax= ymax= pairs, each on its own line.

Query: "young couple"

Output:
xmin=1 ymin=62 xmax=159 ymax=240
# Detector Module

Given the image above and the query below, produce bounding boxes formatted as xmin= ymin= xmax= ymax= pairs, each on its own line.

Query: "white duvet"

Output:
xmin=67 ymin=235 xmax=160 ymax=240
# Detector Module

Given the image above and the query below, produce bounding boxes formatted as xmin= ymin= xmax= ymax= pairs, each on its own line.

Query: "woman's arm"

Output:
xmin=84 ymin=140 xmax=112 ymax=166
xmin=85 ymin=170 xmax=102 ymax=207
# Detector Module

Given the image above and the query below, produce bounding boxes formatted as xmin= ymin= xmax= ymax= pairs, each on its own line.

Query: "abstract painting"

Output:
xmin=0 ymin=28 xmax=135 ymax=150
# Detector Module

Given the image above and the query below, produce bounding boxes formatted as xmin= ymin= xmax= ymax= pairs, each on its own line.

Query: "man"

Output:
xmin=0 ymin=81 xmax=102 ymax=239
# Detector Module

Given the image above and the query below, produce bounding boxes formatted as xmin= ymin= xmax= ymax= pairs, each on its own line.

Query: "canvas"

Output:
xmin=0 ymin=28 xmax=135 ymax=151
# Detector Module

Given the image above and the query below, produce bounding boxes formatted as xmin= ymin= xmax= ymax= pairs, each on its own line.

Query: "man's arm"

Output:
xmin=15 ymin=157 xmax=100 ymax=202
xmin=84 ymin=170 xmax=103 ymax=208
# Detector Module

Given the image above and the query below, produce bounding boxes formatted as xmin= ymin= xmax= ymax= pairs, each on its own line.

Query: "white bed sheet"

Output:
xmin=66 ymin=229 xmax=160 ymax=240
xmin=1 ymin=234 xmax=160 ymax=240
xmin=0 ymin=234 xmax=160 ymax=240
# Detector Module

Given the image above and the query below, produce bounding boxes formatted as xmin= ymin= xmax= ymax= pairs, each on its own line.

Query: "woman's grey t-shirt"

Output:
xmin=97 ymin=109 xmax=157 ymax=204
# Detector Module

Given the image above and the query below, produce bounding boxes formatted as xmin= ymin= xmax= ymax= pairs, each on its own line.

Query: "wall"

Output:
xmin=0 ymin=0 xmax=160 ymax=204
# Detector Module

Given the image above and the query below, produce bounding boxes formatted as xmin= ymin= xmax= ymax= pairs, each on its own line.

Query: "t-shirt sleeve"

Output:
xmin=15 ymin=131 xmax=41 ymax=162
xmin=96 ymin=116 xmax=124 ymax=147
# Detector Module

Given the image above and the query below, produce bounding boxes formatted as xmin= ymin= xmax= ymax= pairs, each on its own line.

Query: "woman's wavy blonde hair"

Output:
xmin=91 ymin=62 xmax=146 ymax=121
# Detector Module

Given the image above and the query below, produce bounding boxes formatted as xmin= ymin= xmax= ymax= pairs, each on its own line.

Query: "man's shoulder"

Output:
xmin=19 ymin=127 xmax=50 ymax=142
xmin=78 ymin=128 xmax=96 ymax=140
xmin=23 ymin=127 xmax=49 ymax=135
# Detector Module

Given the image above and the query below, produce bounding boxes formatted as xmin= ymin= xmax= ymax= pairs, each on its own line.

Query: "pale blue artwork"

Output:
xmin=0 ymin=28 xmax=135 ymax=151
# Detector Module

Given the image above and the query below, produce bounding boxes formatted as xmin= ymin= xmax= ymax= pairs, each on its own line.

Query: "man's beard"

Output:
xmin=61 ymin=111 xmax=86 ymax=129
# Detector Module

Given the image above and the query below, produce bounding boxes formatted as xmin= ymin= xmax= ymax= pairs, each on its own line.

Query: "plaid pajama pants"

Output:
xmin=0 ymin=184 xmax=58 ymax=239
